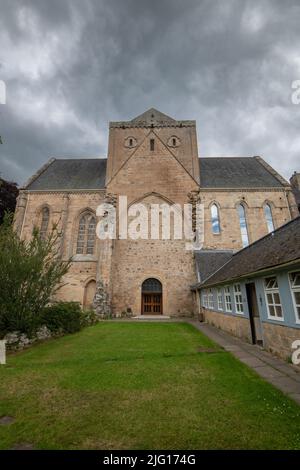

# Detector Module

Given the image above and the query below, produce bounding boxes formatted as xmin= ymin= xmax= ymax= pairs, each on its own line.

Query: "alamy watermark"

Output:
xmin=0 ymin=79 xmax=6 ymax=105
xmin=95 ymin=196 xmax=204 ymax=250
xmin=291 ymin=339 xmax=300 ymax=365
xmin=291 ymin=80 xmax=300 ymax=104
xmin=0 ymin=340 xmax=6 ymax=365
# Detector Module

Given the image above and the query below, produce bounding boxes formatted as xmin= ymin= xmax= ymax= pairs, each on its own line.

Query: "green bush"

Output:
xmin=0 ymin=213 xmax=71 ymax=336
xmin=81 ymin=309 xmax=98 ymax=327
xmin=42 ymin=302 xmax=83 ymax=334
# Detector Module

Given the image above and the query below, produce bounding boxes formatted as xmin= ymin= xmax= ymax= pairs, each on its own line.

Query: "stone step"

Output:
xmin=133 ymin=315 xmax=171 ymax=320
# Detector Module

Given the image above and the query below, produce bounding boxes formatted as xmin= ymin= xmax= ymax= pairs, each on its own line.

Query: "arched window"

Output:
xmin=237 ymin=204 xmax=249 ymax=247
xmin=264 ymin=203 xmax=274 ymax=233
xmin=211 ymin=204 xmax=220 ymax=234
xmin=142 ymin=278 xmax=162 ymax=293
xmin=40 ymin=207 xmax=49 ymax=239
xmin=76 ymin=212 xmax=96 ymax=255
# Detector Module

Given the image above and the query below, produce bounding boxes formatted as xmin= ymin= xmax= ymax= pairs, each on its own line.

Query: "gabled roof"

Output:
xmin=199 ymin=156 xmax=288 ymax=188
xmin=131 ymin=108 xmax=176 ymax=124
xmin=196 ymin=216 xmax=300 ymax=289
xmin=195 ymin=250 xmax=234 ymax=283
xmin=24 ymin=158 xmax=107 ymax=190
xmin=109 ymin=107 xmax=195 ymax=128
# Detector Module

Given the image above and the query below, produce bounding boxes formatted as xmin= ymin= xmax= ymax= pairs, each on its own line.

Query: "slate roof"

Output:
xmin=199 ymin=156 xmax=288 ymax=188
xmin=25 ymin=158 xmax=107 ymax=190
xmin=195 ymin=250 xmax=234 ymax=283
xmin=195 ymin=216 xmax=300 ymax=289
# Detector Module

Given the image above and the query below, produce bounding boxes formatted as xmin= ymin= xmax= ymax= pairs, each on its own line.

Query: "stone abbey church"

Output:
xmin=14 ymin=108 xmax=299 ymax=317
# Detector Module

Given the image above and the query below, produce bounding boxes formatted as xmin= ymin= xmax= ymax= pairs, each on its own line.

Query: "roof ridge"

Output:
xmin=197 ymin=216 xmax=300 ymax=288
xmin=22 ymin=157 xmax=56 ymax=189
xmin=254 ymin=156 xmax=290 ymax=187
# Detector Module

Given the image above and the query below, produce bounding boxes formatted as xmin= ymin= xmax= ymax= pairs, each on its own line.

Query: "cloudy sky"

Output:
xmin=0 ymin=0 xmax=299 ymax=186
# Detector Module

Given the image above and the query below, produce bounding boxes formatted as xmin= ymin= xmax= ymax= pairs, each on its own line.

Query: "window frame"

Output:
xmin=264 ymin=203 xmax=275 ymax=233
xmin=208 ymin=289 xmax=214 ymax=309
xmin=264 ymin=276 xmax=284 ymax=321
xmin=233 ymin=283 xmax=244 ymax=314
xmin=76 ymin=211 xmax=96 ymax=256
xmin=210 ymin=203 xmax=221 ymax=235
xmin=40 ymin=206 xmax=50 ymax=240
xmin=217 ymin=288 xmax=223 ymax=311
xmin=202 ymin=290 xmax=208 ymax=308
xmin=237 ymin=203 xmax=249 ymax=248
xmin=224 ymin=286 xmax=232 ymax=312
xmin=288 ymin=270 xmax=300 ymax=324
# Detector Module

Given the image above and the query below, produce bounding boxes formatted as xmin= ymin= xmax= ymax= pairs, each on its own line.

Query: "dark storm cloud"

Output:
xmin=0 ymin=0 xmax=299 ymax=185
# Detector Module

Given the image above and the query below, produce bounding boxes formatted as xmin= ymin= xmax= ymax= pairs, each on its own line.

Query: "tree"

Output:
xmin=0 ymin=177 xmax=19 ymax=224
xmin=0 ymin=213 xmax=72 ymax=336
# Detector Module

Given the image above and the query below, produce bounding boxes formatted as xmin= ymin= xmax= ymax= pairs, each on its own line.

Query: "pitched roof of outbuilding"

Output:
xmin=195 ymin=216 xmax=300 ymax=289
xmin=199 ymin=156 xmax=288 ymax=188
xmin=24 ymin=158 xmax=107 ymax=190
xmin=195 ymin=250 xmax=234 ymax=283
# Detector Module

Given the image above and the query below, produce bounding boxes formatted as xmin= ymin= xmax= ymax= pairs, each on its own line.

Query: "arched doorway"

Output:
xmin=83 ymin=279 xmax=96 ymax=310
xmin=141 ymin=278 xmax=162 ymax=315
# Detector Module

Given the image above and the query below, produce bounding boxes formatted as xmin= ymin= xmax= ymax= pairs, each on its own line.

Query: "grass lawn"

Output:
xmin=0 ymin=321 xmax=299 ymax=450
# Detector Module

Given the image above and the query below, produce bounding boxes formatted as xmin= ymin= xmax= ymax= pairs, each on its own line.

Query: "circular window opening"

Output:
xmin=167 ymin=136 xmax=180 ymax=148
xmin=125 ymin=136 xmax=137 ymax=148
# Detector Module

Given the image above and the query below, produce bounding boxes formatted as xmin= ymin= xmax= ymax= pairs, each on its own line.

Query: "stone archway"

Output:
xmin=83 ymin=279 xmax=96 ymax=310
xmin=141 ymin=278 xmax=162 ymax=315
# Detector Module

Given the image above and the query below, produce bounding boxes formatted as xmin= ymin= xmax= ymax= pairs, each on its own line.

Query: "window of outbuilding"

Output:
xmin=217 ymin=288 xmax=223 ymax=310
xmin=234 ymin=284 xmax=244 ymax=314
xmin=289 ymin=271 xmax=300 ymax=322
xmin=208 ymin=289 xmax=214 ymax=309
xmin=264 ymin=276 xmax=283 ymax=320
xmin=224 ymin=286 xmax=232 ymax=312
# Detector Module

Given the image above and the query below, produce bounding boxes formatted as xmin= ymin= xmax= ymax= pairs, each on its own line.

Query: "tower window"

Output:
xmin=129 ymin=138 xmax=133 ymax=147
xmin=150 ymin=138 xmax=155 ymax=151
xmin=172 ymin=138 xmax=176 ymax=146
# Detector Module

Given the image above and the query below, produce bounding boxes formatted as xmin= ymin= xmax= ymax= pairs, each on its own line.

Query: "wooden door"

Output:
xmin=142 ymin=293 xmax=162 ymax=315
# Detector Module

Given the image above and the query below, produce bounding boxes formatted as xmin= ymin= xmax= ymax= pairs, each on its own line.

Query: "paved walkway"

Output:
xmin=189 ymin=320 xmax=300 ymax=405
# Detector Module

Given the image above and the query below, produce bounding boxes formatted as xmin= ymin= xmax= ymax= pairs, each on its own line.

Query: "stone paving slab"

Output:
xmin=238 ymin=356 xmax=267 ymax=368
xmin=254 ymin=365 xmax=286 ymax=379
xmin=188 ymin=320 xmax=300 ymax=405
xmin=288 ymin=393 xmax=300 ymax=405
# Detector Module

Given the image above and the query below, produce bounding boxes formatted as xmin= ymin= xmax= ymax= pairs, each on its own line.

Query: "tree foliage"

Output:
xmin=0 ymin=213 xmax=71 ymax=336
xmin=0 ymin=177 xmax=19 ymax=224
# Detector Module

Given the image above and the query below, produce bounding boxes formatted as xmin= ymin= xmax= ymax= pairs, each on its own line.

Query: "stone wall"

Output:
xmin=15 ymin=190 xmax=106 ymax=307
xmin=202 ymin=308 xmax=252 ymax=343
xmin=263 ymin=322 xmax=300 ymax=361
xmin=200 ymin=189 xmax=293 ymax=251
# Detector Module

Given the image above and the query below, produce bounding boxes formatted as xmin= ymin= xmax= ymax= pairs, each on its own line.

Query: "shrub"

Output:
xmin=81 ymin=309 xmax=98 ymax=327
xmin=42 ymin=302 xmax=83 ymax=334
xmin=0 ymin=213 xmax=71 ymax=336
